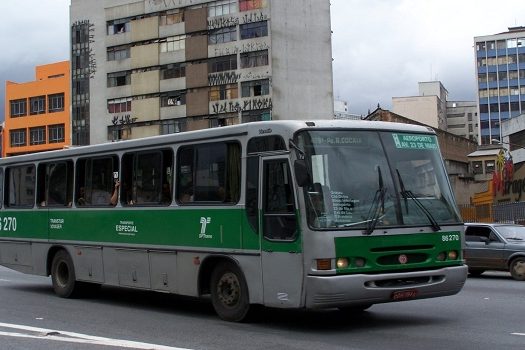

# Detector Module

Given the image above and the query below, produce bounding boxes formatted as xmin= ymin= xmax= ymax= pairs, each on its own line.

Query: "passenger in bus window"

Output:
xmin=179 ymin=187 xmax=193 ymax=203
xmin=110 ymin=181 xmax=120 ymax=206
xmin=161 ymin=183 xmax=172 ymax=204
xmin=77 ymin=187 xmax=86 ymax=206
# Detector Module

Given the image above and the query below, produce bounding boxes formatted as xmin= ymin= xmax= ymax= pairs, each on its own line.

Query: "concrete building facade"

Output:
xmin=70 ymin=0 xmax=334 ymax=145
xmin=3 ymin=61 xmax=71 ymax=157
xmin=392 ymin=81 xmax=478 ymax=141
xmin=446 ymin=100 xmax=478 ymax=142
xmin=474 ymin=26 xmax=525 ymax=145
xmin=501 ymin=113 xmax=525 ymax=164
xmin=392 ymin=81 xmax=448 ymax=130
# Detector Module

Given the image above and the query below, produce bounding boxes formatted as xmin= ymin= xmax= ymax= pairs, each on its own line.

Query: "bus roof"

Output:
xmin=0 ymin=120 xmax=435 ymax=164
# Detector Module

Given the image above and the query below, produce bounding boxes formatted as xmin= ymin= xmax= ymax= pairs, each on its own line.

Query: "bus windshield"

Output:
xmin=295 ymin=130 xmax=462 ymax=230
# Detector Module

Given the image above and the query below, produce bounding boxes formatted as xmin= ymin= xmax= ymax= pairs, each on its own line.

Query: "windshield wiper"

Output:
xmin=396 ymin=169 xmax=441 ymax=232
xmin=363 ymin=166 xmax=386 ymax=235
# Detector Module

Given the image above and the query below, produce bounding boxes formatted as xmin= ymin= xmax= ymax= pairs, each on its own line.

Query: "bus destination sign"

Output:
xmin=392 ymin=134 xmax=438 ymax=150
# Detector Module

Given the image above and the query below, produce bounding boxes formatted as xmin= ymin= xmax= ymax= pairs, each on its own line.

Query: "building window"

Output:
xmin=239 ymin=0 xmax=266 ymax=11
xmin=242 ymin=108 xmax=271 ymax=123
xmin=161 ymin=63 xmax=186 ymax=79
xmin=161 ymin=91 xmax=187 ymax=107
xmin=30 ymin=127 xmax=46 ymax=145
xmin=108 ymin=97 xmax=132 ymax=113
xmin=48 ymin=93 xmax=65 ymax=113
xmin=160 ymin=10 xmax=184 ymax=25
xmin=209 ymin=26 xmax=237 ymax=45
xmin=240 ymin=50 xmax=268 ymax=68
xmin=10 ymin=99 xmax=27 ymax=117
xmin=241 ymin=79 xmax=270 ymax=97
xmin=472 ymin=161 xmax=483 ymax=175
xmin=107 ymin=71 xmax=131 ymax=87
xmin=48 ymin=124 xmax=65 ymax=143
xmin=208 ymin=0 xmax=237 ymax=17
xmin=240 ymin=21 xmax=268 ymax=40
xmin=161 ymin=119 xmax=187 ymax=134
xmin=160 ymin=35 xmax=186 ymax=52
xmin=210 ymin=84 xmax=238 ymax=101
xmin=30 ymin=96 xmax=46 ymax=115
xmin=485 ymin=160 xmax=495 ymax=174
xmin=107 ymin=46 xmax=130 ymax=61
xmin=107 ymin=19 xmax=131 ymax=35
xmin=208 ymin=55 xmax=237 ymax=73
xmin=10 ymin=129 xmax=26 ymax=147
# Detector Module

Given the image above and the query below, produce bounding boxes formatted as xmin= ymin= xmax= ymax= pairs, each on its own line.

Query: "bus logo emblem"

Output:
xmin=199 ymin=217 xmax=212 ymax=239
xmin=398 ymin=254 xmax=408 ymax=264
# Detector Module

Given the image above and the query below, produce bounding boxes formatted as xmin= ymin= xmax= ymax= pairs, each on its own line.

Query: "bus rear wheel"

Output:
xmin=210 ymin=261 xmax=250 ymax=322
xmin=51 ymin=250 xmax=79 ymax=298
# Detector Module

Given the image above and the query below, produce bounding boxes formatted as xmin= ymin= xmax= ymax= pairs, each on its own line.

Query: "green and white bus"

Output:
xmin=0 ymin=120 xmax=467 ymax=321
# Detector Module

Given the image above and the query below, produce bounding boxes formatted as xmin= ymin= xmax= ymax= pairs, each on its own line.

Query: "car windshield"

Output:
xmin=496 ymin=225 xmax=525 ymax=241
xmin=295 ymin=130 xmax=461 ymax=230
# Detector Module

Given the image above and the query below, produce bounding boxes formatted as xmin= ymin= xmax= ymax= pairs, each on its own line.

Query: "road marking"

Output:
xmin=0 ymin=322 xmax=193 ymax=350
xmin=512 ymin=333 xmax=525 ymax=336
xmin=0 ymin=279 xmax=11 ymax=282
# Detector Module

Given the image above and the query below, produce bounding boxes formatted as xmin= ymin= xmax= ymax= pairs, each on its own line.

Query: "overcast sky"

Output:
xmin=1 ymin=0 xmax=525 ymax=120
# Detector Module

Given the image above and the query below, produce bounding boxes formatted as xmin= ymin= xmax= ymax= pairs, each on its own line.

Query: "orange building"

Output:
xmin=3 ymin=61 xmax=70 ymax=157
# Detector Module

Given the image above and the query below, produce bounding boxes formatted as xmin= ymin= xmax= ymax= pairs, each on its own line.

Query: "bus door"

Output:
xmin=260 ymin=156 xmax=303 ymax=307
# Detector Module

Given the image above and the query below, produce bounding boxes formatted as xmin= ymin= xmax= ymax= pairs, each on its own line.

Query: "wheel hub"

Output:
xmin=217 ymin=272 xmax=240 ymax=306
xmin=514 ymin=261 xmax=525 ymax=278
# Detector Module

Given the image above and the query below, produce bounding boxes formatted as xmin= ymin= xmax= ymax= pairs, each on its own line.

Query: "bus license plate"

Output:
xmin=391 ymin=289 xmax=418 ymax=301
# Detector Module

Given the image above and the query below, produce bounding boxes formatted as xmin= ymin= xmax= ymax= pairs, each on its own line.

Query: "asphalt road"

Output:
xmin=0 ymin=266 xmax=524 ymax=350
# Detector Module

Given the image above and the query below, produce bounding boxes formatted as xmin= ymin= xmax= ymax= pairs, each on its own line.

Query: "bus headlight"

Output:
xmin=336 ymin=258 xmax=349 ymax=269
xmin=448 ymin=250 xmax=458 ymax=260
xmin=437 ymin=252 xmax=446 ymax=261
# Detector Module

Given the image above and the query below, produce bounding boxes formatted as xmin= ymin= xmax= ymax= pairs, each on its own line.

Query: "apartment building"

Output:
xmin=392 ymin=81 xmax=478 ymax=141
xmin=70 ymin=0 xmax=334 ymax=145
xmin=446 ymin=101 xmax=478 ymax=142
xmin=3 ymin=61 xmax=70 ymax=157
xmin=474 ymin=26 xmax=525 ymax=145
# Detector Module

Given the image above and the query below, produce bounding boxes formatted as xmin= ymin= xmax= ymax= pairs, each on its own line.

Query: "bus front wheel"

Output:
xmin=51 ymin=250 xmax=79 ymax=298
xmin=210 ymin=261 xmax=250 ymax=322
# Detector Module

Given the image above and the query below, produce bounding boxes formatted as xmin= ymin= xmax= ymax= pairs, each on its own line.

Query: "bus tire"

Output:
xmin=210 ymin=261 xmax=250 ymax=322
xmin=51 ymin=250 xmax=79 ymax=298
xmin=510 ymin=257 xmax=525 ymax=281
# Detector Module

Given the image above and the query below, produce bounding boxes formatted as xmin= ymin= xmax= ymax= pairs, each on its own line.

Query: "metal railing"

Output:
xmin=459 ymin=202 xmax=525 ymax=224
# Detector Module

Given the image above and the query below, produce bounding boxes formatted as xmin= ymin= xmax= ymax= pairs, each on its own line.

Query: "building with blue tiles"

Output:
xmin=474 ymin=26 xmax=525 ymax=145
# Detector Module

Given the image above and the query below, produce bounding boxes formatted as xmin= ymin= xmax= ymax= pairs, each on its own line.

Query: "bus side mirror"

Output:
xmin=294 ymin=160 xmax=311 ymax=187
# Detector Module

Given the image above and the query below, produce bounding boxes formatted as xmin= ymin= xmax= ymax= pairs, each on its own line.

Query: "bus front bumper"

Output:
xmin=305 ymin=265 xmax=467 ymax=309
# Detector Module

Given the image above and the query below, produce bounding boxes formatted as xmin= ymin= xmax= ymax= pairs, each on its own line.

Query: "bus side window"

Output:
xmin=245 ymin=156 xmax=259 ymax=233
xmin=121 ymin=149 xmax=173 ymax=206
xmin=37 ymin=161 xmax=73 ymax=207
xmin=76 ymin=156 xmax=119 ymax=206
xmin=176 ymin=142 xmax=240 ymax=204
xmin=263 ymin=160 xmax=297 ymax=240
xmin=5 ymin=165 xmax=36 ymax=208
xmin=0 ymin=168 xmax=3 ymax=209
